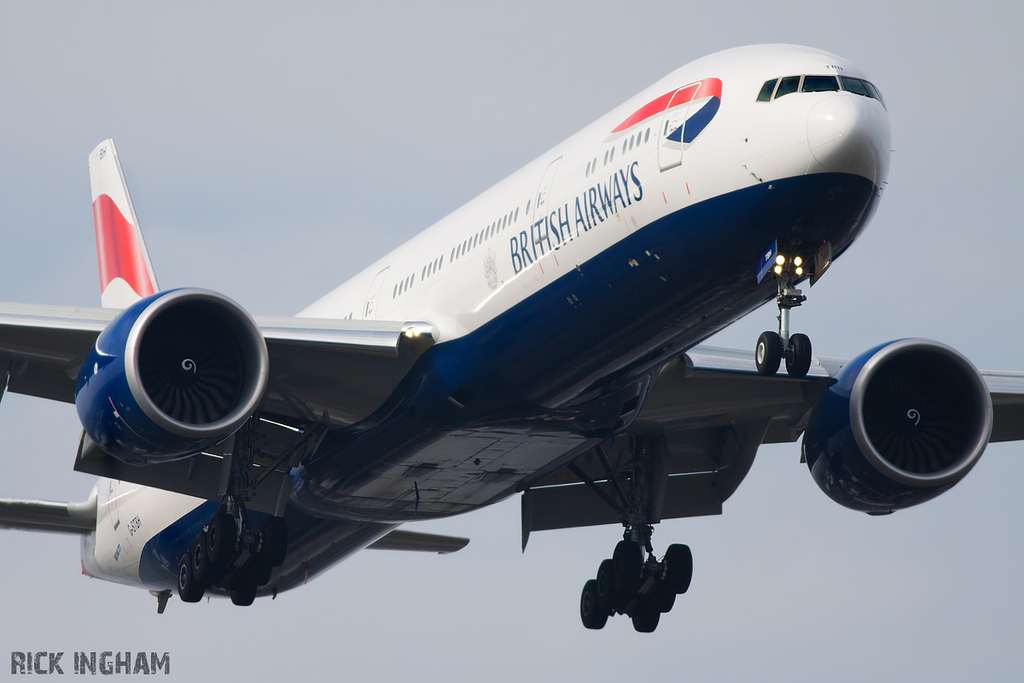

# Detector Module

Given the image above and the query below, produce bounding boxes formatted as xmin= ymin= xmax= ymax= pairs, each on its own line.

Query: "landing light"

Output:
xmin=795 ymin=267 xmax=804 ymax=276
xmin=794 ymin=256 xmax=803 ymax=267
xmin=775 ymin=255 xmax=785 ymax=266
xmin=773 ymin=265 xmax=783 ymax=274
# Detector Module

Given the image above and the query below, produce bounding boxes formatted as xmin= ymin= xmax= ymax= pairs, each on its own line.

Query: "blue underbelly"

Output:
xmin=291 ymin=171 xmax=879 ymax=522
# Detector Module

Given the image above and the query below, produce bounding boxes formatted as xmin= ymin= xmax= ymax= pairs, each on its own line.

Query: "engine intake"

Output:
xmin=76 ymin=289 xmax=269 ymax=464
xmin=803 ymin=339 xmax=992 ymax=513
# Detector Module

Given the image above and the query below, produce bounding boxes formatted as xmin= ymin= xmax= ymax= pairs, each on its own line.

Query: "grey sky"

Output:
xmin=1 ymin=1 xmax=1022 ymax=680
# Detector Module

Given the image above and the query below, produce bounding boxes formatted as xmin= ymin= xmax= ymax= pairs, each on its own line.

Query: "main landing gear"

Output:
xmin=176 ymin=504 xmax=288 ymax=606
xmin=756 ymin=250 xmax=812 ymax=378
xmin=176 ymin=417 xmax=289 ymax=606
xmin=580 ymin=528 xmax=693 ymax=633
xmin=573 ymin=436 xmax=693 ymax=633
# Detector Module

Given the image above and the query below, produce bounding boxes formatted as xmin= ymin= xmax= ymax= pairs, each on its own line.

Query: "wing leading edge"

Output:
xmin=0 ymin=303 xmax=435 ymax=425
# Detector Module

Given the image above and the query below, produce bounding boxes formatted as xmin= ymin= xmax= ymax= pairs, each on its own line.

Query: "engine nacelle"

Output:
xmin=802 ymin=339 xmax=992 ymax=514
xmin=76 ymin=288 xmax=269 ymax=464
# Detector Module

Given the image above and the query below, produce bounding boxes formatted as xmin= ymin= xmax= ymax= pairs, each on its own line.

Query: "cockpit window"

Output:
xmin=758 ymin=74 xmax=887 ymax=109
xmin=801 ymin=75 xmax=839 ymax=92
xmin=838 ymin=76 xmax=886 ymax=109
xmin=756 ymin=79 xmax=777 ymax=102
xmin=862 ymin=80 xmax=886 ymax=108
xmin=839 ymin=76 xmax=870 ymax=97
xmin=775 ymin=76 xmax=800 ymax=99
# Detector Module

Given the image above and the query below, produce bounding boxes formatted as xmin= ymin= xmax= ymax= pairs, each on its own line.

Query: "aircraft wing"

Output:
xmin=669 ymin=345 xmax=1024 ymax=443
xmin=0 ymin=491 xmax=97 ymax=535
xmin=0 ymin=302 xmax=440 ymax=516
xmin=520 ymin=344 xmax=1024 ymax=546
xmin=0 ymin=302 xmax=435 ymax=425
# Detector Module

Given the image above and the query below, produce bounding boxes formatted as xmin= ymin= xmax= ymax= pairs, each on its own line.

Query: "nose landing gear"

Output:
xmin=756 ymin=251 xmax=812 ymax=378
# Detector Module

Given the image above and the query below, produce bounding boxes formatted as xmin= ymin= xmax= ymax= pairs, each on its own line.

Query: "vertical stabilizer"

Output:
xmin=88 ymin=140 xmax=159 ymax=308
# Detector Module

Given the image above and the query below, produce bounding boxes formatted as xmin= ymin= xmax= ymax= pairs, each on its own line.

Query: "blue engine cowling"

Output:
xmin=802 ymin=339 xmax=992 ymax=514
xmin=75 ymin=288 xmax=269 ymax=464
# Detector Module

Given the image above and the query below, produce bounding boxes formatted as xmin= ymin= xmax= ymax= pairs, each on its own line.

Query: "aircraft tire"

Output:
xmin=786 ymin=333 xmax=812 ymax=378
xmin=663 ymin=543 xmax=693 ymax=594
xmin=250 ymin=558 xmax=272 ymax=586
xmin=612 ymin=540 xmax=643 ymax=596
xmin=580 ymin=580 xmax=608 ymax=629
xmin=756 ymin=331 xmax=783 ymax=376
xmin=177 ymin=551 xmax=204 ymax=603
xmin=207 ymin=512 xmax=236 ymax=568
xmin=595 ymin=559 xmax=617 ymax=612
xmin=258 ymin=516 xmax=288 ymax=568
xmin=631 ymin=601 xmax=660 ymax=633
xmin=191 ymin=531 xmax=212 ymax=586
xmin=230 ymin=579 xmax=258 ymax=607
xmin=650 ymin=582 xmax=676 ymax=613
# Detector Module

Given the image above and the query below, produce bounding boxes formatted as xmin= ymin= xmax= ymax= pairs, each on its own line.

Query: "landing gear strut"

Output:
xmin=756 ymin=252 xmax=812 ymax=378
xmin=575 ymin=437 xmax=693 ymax=633
xmin=174 ymin=418 xmax=289 ymax=606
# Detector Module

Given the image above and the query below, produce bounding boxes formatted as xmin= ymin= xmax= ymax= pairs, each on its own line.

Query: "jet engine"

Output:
xmin=802 ymin=339 xmax=992 ymax=513
xmin=75 ymin=288 xmax=269 ymax=464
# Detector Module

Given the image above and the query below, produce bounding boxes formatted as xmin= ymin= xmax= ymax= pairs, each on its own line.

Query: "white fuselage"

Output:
xmin=83 ymin=43 xmax=890 ymax=592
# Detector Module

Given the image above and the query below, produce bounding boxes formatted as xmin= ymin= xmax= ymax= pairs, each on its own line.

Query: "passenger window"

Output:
xmin=775 ymin=76 xmax=800 ymax=99
xmin=514 ymin=207 xmax=519 ymax=221
xmin=863 ymin=81 xmax=886 ymax=109
xmin=644 ymin=128 xmax=650 ymax=143
xmin=610 ymin=147 xmax=615 ymax=162
xmin=622 ymin=140 xmax=627 ymax=154
xmin=802 ymin=75 xmax=839 ymax=92
xmin=526 ymin=200 xmax=531 ymax=213
xmin=629 ymin=135 xmax=634 ymax=151
xmin=603 ymin=150 xmax=609 ymax=165
xmin=393 ymin=284 xmax=398 ymax=298
xmin=756 ymin=79 xmax=777 ymax=102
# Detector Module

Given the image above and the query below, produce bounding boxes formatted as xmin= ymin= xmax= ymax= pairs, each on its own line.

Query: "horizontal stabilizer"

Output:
xmin=0 ymin=491 xmax=96 ymax=535
xmin=366 ymin=529 xmax=469 ymax=554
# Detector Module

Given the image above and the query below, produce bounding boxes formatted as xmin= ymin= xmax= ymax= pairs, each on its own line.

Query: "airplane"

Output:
xmin=2 ymin=43 xmax=1023 ymax=633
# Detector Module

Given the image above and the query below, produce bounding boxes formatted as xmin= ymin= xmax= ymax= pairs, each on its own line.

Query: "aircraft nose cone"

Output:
xmin=807 ymin=95 xmax=885 ymax=175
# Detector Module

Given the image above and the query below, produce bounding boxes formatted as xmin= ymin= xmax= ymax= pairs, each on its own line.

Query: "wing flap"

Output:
xmin=366 ymin=529 xmax=469 ymax=554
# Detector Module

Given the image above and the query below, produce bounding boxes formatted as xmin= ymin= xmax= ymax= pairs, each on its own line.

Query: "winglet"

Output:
xmin=88 ymin=140 xmax=159 ymax=308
